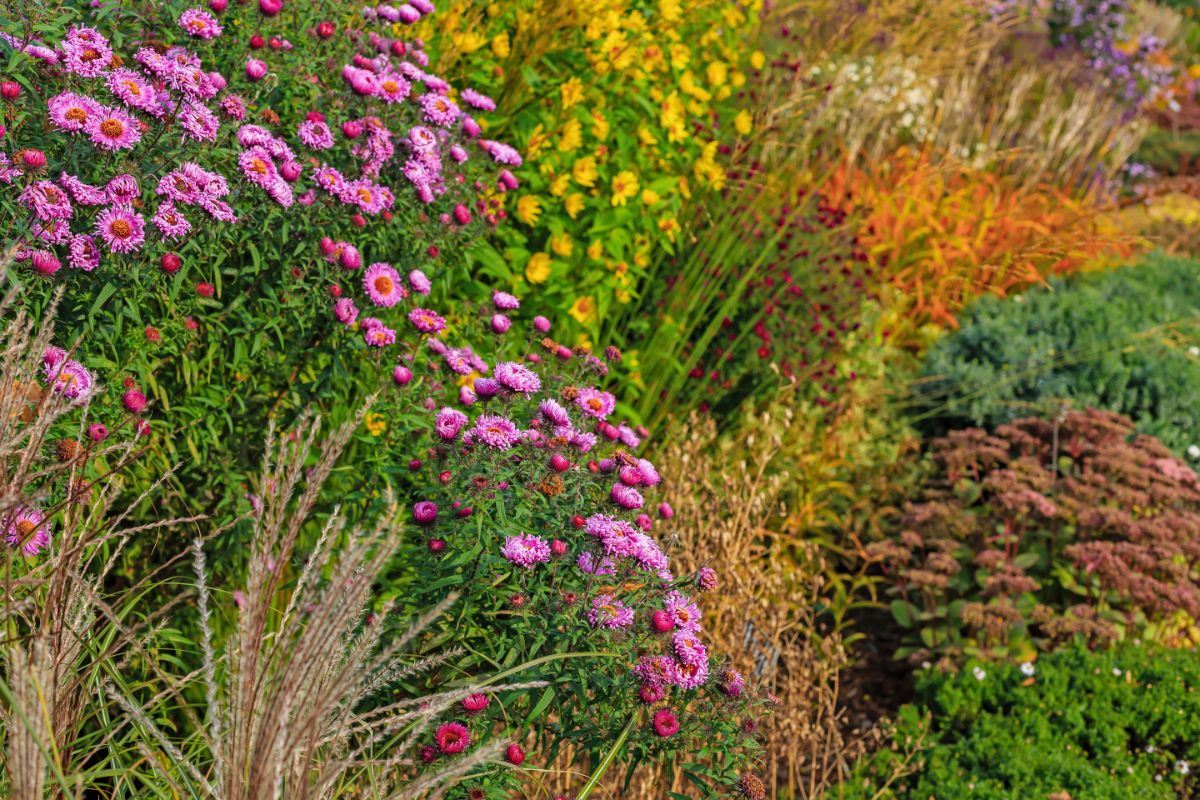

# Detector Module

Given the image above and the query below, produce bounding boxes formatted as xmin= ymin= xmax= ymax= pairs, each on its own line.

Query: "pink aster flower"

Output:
xmin=634 ymin=654 xmax=674 ymax=686
xmin=611 ymin=483 xmax=644 ymax=511
xmin=42 ymin=346 xmax=67 ymax=378
xmin=673 ymin=631 xmax=708 ymax=667
xmin=652 ymin=708 xmax=680 ymax=737
xmin=362 ymin=320 xmax=396 ymax=347
xmin=20 ymin=181 xmax=73 ymax=220
xmin=435 ymin=407 xmax=468 ymax=440
xmin=637 ymin=458 xmax=662 ymax=487
xmin=470 ymin=414 xmax=522 ymax=450
xmin=587 ymin=593 xmax=635 ymax=629
xmin=667 ymin=658 xmax=709 ymax=689
xmin=106 ymin=69 xmax=159 ymax=113
xmin=376 ymin=73 xmax=411 ymax=103
xmin=663 ymin=592 xmax=702 ymax=633
xmin=363 ymin=262 xmax=404 ymax=306
xmin=493 ymin=290 xmax=520 ymax=310
xmin=48 ymin=92 xmax=100 ymax=132
xmin=408 ymin=269 xmax=432 ymax=294
xmin=179 ymin=100 xmax=219 ymax=142
xmin=460 ymin=88 xmax=496 ymax=111
xmin=539 ymin=399 xmax=572 ymax=427
xmin=408 ymin=308 xmax=446 ymax=334
xmin=500 ymin=533 xmax=551 ymax=568
xmin=494 ymin=362 xmax=541 ymax=394
xmin=95 ymin=206 xmax=145 ymax=253
xmin=239 ymin=147 xmax=278 ymax=189
xmin=418 ymin=93 xmax=460 ymax=126
xmin=152 ymin=203 xmax=192 ymax=240
xmin=62 ymin=27 xmax=112 ymax=77
xmin=719 ymin=667 xmax=745 ymax=698
xmin=576 ymin=387 xmax=616 ymax=420
xmin=68 ymin=233 xmax=101 ymax=271
xmin=58 ymin=173 xmax=107 ymax=205
xmin=698 ymin=567 xmax=718 ymax=592
xmin=6 ymin=507 xmax=50 ymax=556
xmin=85 ymin=107 xmax=142 ymax=151
xmin=333 ymin=298 xmax=358 ymax=326
xmin=106 ymin=173 xmax=139 ymax=205
xmin=434 ymin=722 xmax=470 ymax=755
xmin=179 ymin=8 xmax=223 ymax=38
xmin=52 ymin=360 xmax=94 ymax=401
xmin=298 ymin=119 xmax=334 ymax=150
xmin=479 ymin=139 xmax=522 ymax=166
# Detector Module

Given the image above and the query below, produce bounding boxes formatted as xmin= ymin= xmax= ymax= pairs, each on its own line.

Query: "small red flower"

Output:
xmin=434 ymin=722 xmax=469 ymax=755
xmin=652 ymin=708 xmax=679 ymax=737
xmin=505 ymin=743 xmax=525 ymax=765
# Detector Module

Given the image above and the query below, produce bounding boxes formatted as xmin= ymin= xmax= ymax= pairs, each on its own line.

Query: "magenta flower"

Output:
xmin=434 ymin=722 xmax=470 ymax=755
xmin=152 ymin=203 xmax=192 ymax=240
xmin=52 ymin=360 xmax=94 ymax=401
xmin=298 ymin=119 xmax=334 ymax=150
xmin=364 ymin=262 xmax=405 ymax=307
xmin=460 ymin=88 xmax=497 ymax=111
xmin=377 ymin=73 xmax=411 ymax=103
xmin=667 ymin=658 xmax=709 ymax=689
xmin=418 ymin=93 xmax=460 ymax=126
xmin=246 ymin=58 xmax=268 ymax=80
xmin=611 ymin=483 xmax=644 ymax=510
xmin=48 ymin=92 xmax=100 ymax=132
xmin=719 ymin=667 xmax=745 ymax=698
xmin=408 ymin=269 xmax=432 ymax=295
xmin=494 ymin=362 xmax=541 ymax=394
xmin=698 ymin=567 xmax=718 ymax=592
xmin=672 ymin=631 xmax=708 ymax=667
xmin=408 ymin=308 xmax=447 ymax=334
xmin=576 ymin=387 xmax=616 ymax=420
xmin=587 ymin=593 xmax=635 ymax=629
xmin=664 ymin=591 xmax=702 ymax=633
xmin=68 ymin=234 xmax=101 ymax=272
xmin=493 ymin=290 xmax=520 ymax=310
xmin=106 ymin=69 xmax=159 ymax=114
xmin=501 ymin=533 xmax=551 ymax=568
xmin=362 ymin=321 xmax=396 ymax=347
xmin=179 ymin=8 xmax=223 ymax=38
xmin=333 ymin=298 xmax=358 ymax=326
xmin=539 ymin=399 xmax=571 ymax=427
xmin=20 ymin=181 xmax=73 ymax=220
xmin=412 ymin=501 xmax=438 ymax=525
xmin=652 ymin=708 xmax=680 ymax=737
xmin=62 ymin=27 xmax=112 ymax=77
xmin=435 ymin=407 xmax=468 ymax=440
xmin=85 ymin=107 xmax=142 ymax=151
xmin=6 ymin=507 xmax=50 ymax=557
xmin=479 ymin=139 xmax=522 ymax=166
xmin=95 ymin=206 xmax=146 ymax=253
xmin=470 ymin=414 xmax=522 ymax=450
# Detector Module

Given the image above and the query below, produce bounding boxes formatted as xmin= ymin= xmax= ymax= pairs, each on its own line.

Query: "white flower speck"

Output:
xmin=1020 ymin=662 xmax=1036 ymax=677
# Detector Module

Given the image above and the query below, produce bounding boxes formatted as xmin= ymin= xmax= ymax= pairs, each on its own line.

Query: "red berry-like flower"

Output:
xmin=550 ymin=539 xmax=567 ymax=556
xmin=196 ymin=282 xmax=215 ymax=297
xmin=249 ymin=34 xmax=265 ymax=49
xmin=549 ymin=454 xmax=570 ymax=472
xmin=0 ymin=81 xmax=20 ymax=100
xmin=122 ymin=389 xmax=147 ymax=413
xmin=316 ymin=21 xmax=335 ymax=38
xmin=419 ymin=744 xmax=438 ymax=763
xmin=651 ymin=610 xmax=674 ymax=632
xmin=652 ymin=709 xmax=679 ymax=737
xmin=428 ymin=538 xmax=445 ymax=553
xmin=434 ymin=722 xmax=469 ymax=755
xmin=571 ymin=515 xmax=585 ymax=528
xmin=160 ymin=253 xmax=181 ymax=273
xmin=505 ymin=743 xmax=525 ymax=765
xmin=461 ymin=693 xmax=489 ymax=714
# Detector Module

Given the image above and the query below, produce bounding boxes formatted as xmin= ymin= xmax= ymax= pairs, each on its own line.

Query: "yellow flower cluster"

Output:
xmin=429 ymin=0 xmax=762 ymax=333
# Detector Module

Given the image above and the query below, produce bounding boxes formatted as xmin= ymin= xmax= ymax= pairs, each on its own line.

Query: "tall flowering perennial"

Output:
xmin=0 ymin=1 xmax=526 ymax=509
xmin=352 ymin=275 xmax=769 ymax=797
xmin=0 ymin=3 xmax=519 ymax=278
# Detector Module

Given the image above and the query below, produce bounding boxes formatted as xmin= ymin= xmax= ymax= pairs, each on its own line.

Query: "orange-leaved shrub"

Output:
xmin=820 ymin=149 xmax=1139 ymax=338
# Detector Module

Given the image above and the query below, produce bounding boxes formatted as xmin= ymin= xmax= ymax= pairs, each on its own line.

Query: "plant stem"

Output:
xmin=577 ymin=713 xmax=637 ymax=800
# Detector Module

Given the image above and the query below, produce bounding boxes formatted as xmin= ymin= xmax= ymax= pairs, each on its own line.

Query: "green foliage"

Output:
xmin=1134 ymin=127 xmax=1200 ymax=176
xmin=844 ymin=643 xmax=1200 ymax=800
xmin=915 ymin=252 xmax=1200 ymax=456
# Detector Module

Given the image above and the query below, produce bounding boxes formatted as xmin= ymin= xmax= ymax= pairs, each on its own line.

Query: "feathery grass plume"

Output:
xmin=111 ymin=408 xmax=543 ymax=799
xmin=0 ymin=256 xmax=203 ymax=797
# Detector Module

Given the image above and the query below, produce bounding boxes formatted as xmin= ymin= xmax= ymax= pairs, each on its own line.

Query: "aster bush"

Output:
xmin=0 ymin=0 xmax=523 ymax=522
xmin=869 ymin=408 xmax=1200 ymax=668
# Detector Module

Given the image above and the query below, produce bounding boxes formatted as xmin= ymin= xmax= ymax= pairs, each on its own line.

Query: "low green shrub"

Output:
xmin=845 ymin=643 xmax=1200 ymax=800
xmin=915 ymin=252 xmax=1200 ymax=457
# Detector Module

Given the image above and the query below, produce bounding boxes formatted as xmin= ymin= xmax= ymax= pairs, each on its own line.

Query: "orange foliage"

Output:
xmin=821 ymin=149 xmax=1140 ymax=333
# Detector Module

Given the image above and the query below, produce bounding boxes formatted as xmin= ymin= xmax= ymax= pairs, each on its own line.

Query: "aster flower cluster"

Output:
xmin=385 ymin=281 xmax=766 ymax=787
xmin=1 ymin=0 xmax=519 ymax=282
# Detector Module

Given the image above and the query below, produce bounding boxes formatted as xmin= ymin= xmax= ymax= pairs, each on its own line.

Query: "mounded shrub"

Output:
xmin=846 ymin=643 xmax=1200 ymax=800
xmin=915 ymin=253 xmax=1200 ymax=457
